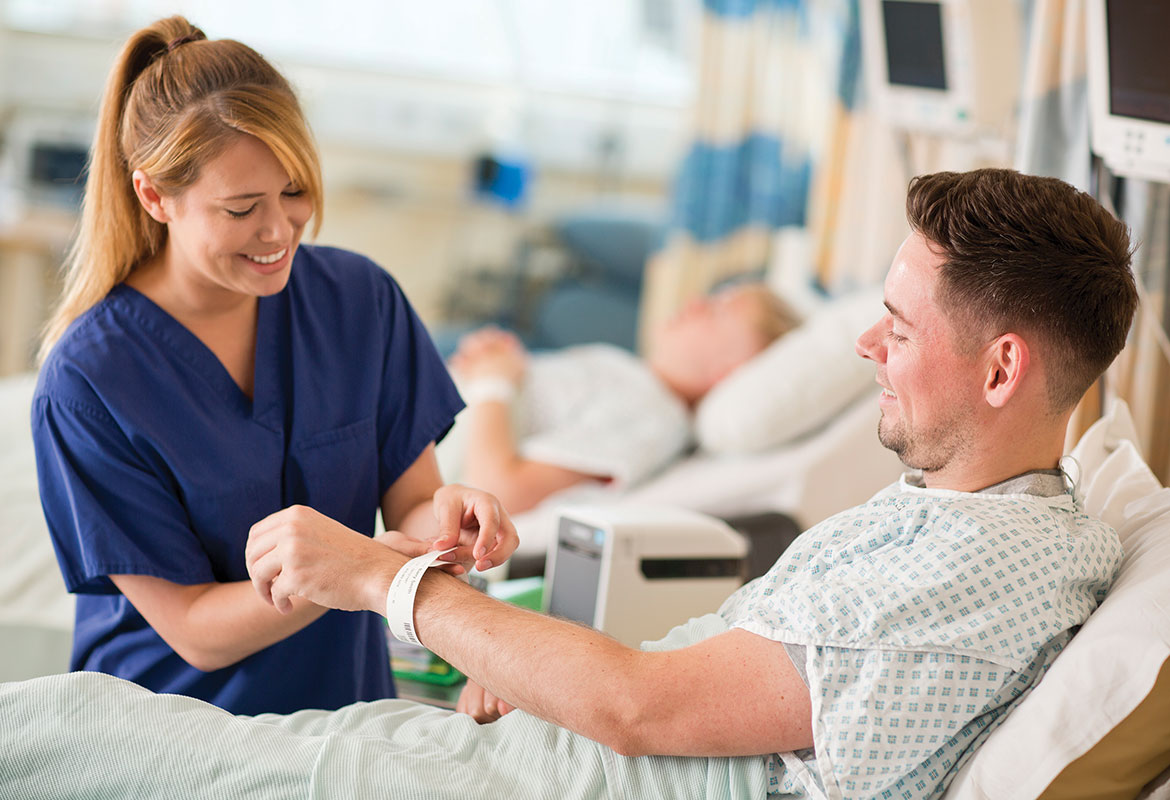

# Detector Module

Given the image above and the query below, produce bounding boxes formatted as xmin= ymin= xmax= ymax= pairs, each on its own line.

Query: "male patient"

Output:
xmin=2 ymin=169 xmax=1138 ymax=800
xmin=442 ymin=282 xmax=799 ymax=513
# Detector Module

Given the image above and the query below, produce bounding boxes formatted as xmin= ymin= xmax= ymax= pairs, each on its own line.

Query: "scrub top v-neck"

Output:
xmin=32 ymin=245 xmax=464 ymax=715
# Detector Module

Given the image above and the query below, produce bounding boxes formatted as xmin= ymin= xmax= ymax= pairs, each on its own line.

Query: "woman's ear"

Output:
xmin=984 ymin=333 xmax=1030 ymax=409
xmin=131 ymin=170 xmax=170 ymax=223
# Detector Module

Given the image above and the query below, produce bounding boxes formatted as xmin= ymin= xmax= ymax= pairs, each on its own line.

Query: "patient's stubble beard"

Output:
xmin=878 ymin=408 xmax=973 ymax=475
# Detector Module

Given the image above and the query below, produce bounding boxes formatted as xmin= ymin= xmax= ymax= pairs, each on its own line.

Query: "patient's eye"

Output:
xmin=886 ymin=329 xmax=908 ymax=344
xmin=227 ymin=204 xmax=257 ymax=219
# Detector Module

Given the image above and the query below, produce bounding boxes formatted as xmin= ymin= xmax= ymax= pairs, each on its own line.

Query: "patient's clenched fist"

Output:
xmin=456 ymin=679 xmax=516 ymax=724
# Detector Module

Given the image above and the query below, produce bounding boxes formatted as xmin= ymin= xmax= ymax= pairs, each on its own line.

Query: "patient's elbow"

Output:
xmin=596 ymin=681 xmax=660 ymax=758
xmin=606 ymin=732 xmax=650 ymax=759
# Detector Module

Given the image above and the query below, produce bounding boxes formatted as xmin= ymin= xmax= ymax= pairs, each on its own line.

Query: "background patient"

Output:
xmin=442 ymin=282 xmax=800 ymax=513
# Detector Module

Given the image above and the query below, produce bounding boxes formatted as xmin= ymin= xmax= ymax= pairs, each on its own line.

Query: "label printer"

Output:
xmin=544 ymin=505 xmax=749 ymax=647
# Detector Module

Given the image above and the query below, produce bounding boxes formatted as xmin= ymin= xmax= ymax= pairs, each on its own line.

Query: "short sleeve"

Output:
xmin=32 ymin=393 xmax=216 ymax=594
xmin=373 ymin=273 xmax=464 ymax=495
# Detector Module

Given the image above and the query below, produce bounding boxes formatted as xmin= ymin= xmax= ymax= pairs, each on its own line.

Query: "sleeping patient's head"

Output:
xmin=647 ymin=283 xmax=800 ymax=406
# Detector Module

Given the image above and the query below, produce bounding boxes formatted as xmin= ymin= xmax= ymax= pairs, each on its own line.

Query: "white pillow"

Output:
xmin=946 ymin=400 xmax=1170 ymax=799
xmin=694 ymin=287 xmax=884 ymax=454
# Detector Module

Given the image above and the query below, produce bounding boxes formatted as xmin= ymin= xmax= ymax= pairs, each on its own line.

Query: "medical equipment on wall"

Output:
xmin=1087 ymin=0 xmax=1170 ymax=184
xmin=860 ymin=0 xmax=1020 ymax=138
xmin=544 ymin=505 xmax=748 ymax=647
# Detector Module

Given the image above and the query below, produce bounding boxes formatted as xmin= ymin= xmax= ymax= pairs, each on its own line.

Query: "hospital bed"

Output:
xmin=0 ymin=288 xmax=896 ymax=679
xmin=500 ymin=287 xmax=908 ymax=570
xmin=2 ymin=378 xmax=1169 ymax=797
xmin=3 ymin=303 xmax=1170 ymax=796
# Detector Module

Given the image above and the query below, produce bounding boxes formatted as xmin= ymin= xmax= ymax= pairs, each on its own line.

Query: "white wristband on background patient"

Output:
xmin=386 ymin=547 xmax=456 ymax=646
xmin=463 ymin=377 xmax=517 ymax=406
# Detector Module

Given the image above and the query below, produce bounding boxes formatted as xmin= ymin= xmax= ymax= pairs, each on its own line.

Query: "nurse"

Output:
xmin=31 ymin=16 xmax=517 ymax=715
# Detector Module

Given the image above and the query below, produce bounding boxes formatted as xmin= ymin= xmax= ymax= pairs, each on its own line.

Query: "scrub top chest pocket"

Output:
xmin=285 ymin=415 xmax=380 ymax=530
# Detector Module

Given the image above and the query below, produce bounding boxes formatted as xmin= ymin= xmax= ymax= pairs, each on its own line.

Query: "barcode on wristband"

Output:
xmin=386 ymin=547 xmax=455 ymax=646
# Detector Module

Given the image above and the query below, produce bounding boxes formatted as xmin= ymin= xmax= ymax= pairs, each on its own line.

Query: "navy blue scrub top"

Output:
xmin=32 ymin=245 xmax=464 ymax=715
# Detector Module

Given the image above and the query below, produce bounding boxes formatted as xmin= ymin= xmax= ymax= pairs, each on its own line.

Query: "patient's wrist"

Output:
xmin=463 ymin=377 xmax=517 ymax=406
xmin=384 ymin=548 xmax=456 ymax=645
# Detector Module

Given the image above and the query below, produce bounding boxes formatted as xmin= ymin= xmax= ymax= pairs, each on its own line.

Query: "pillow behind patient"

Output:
xmin=945 ymin=401 xmax=1170 ymax=800
xmin=694 ymin=287 xmax=883 ymax=454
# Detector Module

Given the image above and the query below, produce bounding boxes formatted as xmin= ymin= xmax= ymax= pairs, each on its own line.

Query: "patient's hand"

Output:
xmin=456 ymin=679 xmax=515 ymax=723
xmin=450 ymin=327 xmax=527 ymax=384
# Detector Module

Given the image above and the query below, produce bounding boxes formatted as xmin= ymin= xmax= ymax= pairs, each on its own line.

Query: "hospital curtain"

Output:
xmin=797 ymin=1 xmax=1023 ymax=300
xmin=639 ymin=0 xmax=857 ymax=347
xmin=1017 ymin=0 xmax=1170 ymax=483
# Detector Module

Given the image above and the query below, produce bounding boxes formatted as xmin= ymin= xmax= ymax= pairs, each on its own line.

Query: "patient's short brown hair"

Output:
xmin=906 ymin=169 xmax=1138 ymax=412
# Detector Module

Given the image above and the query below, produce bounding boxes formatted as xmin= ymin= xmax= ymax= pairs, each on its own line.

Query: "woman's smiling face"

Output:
xmin=148 ymin=132 xmax=313 ymax=304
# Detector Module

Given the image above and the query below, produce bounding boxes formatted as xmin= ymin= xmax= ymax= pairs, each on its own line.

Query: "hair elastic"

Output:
xmin=167 ymin=33 xmax=202 ymax=52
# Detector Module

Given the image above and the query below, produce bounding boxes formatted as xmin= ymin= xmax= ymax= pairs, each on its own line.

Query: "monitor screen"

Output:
xmin=882 ymin=1 xmax=948 ymax=91
xmin=547 ymin=519 xmax=605 ymax=626
xmin=1106 ymin=1 xmax=1170 ymax=124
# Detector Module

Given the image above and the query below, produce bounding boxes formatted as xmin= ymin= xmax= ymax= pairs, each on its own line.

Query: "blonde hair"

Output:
xmin=39 ymin=16 xmax=323 ymax=362
xmin=731 ymin=283 xmax=802 ymax=345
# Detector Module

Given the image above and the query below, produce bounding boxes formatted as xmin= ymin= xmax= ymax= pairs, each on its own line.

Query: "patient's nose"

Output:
xmin=855 ymin=318 xmax=887 ymax=363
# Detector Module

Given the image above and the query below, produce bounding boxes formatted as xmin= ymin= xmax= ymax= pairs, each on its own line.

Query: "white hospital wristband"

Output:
xmin=463 ymin=377 xmax=516 ymax=406
xmin=386 ymin=547 xmax=456 ymax=646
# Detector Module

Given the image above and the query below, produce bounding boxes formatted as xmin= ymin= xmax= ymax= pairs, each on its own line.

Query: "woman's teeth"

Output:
xmin=245 ymin=248 xmax=287 ymax=265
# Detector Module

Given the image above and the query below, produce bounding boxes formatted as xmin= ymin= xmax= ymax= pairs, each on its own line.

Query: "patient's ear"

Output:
xmin=983 ymin=333 xmax=1029 ymax=409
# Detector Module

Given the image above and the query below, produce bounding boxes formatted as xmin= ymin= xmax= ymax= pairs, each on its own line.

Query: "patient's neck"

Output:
xmin=921 ymin=415 xmax=1070 ymax=493
xmin=649 ymin=362 xmax=708 ymax=408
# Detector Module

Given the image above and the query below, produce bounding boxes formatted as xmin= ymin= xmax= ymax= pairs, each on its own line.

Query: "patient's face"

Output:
xmin=648 ymin=286 xmax=771 ymax=402
xmin=854 ymin=233 xmax=985 ymax=476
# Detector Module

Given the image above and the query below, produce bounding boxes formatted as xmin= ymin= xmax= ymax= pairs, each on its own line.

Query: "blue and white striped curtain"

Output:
xmin=1016 ymin=0 xmax=1170 ymax=481
xmin=639 ymin=0 xmax=858 ymax=344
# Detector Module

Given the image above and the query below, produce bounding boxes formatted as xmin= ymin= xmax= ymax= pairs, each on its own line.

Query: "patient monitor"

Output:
xmin=544 ymin=506 xmax=748 ymax=648
xmin=1087 ymin=0 xmax=1170 ymax=183
xmin=861 ymin=0 xmax=1020 ymax=137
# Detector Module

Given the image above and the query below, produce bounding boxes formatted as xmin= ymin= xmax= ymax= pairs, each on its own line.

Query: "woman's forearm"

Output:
xmin=111 ymin=573 xmax=328 ymax=672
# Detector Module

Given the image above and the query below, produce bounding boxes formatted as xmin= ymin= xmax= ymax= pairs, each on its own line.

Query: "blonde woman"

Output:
xmin=31 ymin=16 xmax=517 ymax=715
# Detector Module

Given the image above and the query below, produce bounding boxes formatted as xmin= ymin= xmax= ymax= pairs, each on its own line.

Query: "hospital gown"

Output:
xmin=439 ymin=343 xmax=691 ymax=489
xmin=722 ymin=472 xmax=1122 ymax=798
xmin=0 ymin=474 xmax=1120 ymax=800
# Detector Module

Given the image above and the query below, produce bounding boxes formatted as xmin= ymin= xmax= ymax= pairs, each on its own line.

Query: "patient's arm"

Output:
xmin=413 ymin=579 xmax=813 ymax=757
xmin=246 ymin=510 xmax=814 ymax=757
xmin=451 ymin=327 xmax=601 ymax=513
xmin=461 ymin=399 xmax=601 ymax=513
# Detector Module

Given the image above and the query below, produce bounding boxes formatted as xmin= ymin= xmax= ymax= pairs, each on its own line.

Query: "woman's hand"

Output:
xmin=456 ymin=679 xmax=516 ymax=723
xmin=380 ymin=484 xmax=519 ymax=573
xmin=246 ymin=505 xmax=403 ymax=614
